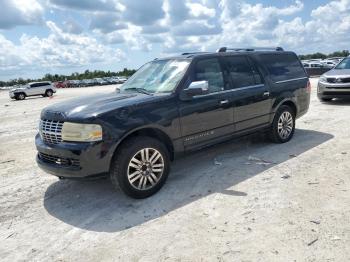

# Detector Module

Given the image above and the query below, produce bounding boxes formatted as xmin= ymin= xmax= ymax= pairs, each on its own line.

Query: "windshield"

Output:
xmin=335 ymin=57 xmax=350 ymax=69
xmin=120 ymin=59 xmax=190 ymax=93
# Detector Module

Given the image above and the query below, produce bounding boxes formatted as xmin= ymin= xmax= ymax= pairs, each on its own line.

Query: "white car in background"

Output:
xmin=9 ymin=82 xmax=56 ymax=100
xmin=321 ymin=60 xmax=337 ymax=68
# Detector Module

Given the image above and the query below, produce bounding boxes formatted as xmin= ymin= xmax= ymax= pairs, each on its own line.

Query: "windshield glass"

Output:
xmin=335 ymin=57 xmax=350 ymax=69
xmin=120 ymin=59 xmax=190 ymax=93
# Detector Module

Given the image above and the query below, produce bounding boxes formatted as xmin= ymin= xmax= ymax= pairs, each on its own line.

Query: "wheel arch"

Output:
xmin=271 ymin=98 xmax=298 ymax=123
xmin=112 ymin=126 xmax=175 ymax=162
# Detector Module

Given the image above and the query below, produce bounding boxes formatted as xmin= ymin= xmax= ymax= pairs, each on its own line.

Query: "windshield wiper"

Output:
xmin=124 ymin=87 xmax=153 ymax=95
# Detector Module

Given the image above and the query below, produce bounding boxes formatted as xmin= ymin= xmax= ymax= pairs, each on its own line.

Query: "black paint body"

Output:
xmin=36 ymin=51 xmax=310 ymax=178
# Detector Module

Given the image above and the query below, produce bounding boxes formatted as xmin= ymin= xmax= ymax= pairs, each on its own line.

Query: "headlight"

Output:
xmin=319 ymin=76 xmax=327 ymax=83
xmin=61 ymin=122 xmax=102 ymax=142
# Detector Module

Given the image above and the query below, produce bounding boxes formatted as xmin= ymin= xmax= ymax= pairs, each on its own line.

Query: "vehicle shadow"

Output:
xmin=43 ymin=129 xmax=333 ymax=232
xmin=10 ymin=96 xmax=51 ymax=101
xmin=322 ymin=98 xmax=350 ymax=106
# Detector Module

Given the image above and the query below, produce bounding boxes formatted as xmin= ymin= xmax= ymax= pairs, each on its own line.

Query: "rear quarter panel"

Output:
xmin=253 ymin=52 xmax=310 ymax=121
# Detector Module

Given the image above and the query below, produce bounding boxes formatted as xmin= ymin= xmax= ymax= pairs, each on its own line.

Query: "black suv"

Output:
xmin=36 ymin=47 xmax=310 ymax=198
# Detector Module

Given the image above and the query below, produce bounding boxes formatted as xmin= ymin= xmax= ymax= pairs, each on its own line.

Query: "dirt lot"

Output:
xmin=0 ymin=80 xmax=349 ymax=261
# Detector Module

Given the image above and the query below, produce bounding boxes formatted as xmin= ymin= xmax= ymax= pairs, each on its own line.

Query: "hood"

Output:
xmin=41 ymin=91 xmax=164 ymax=120
xmin=10 ymin=87 xmax=26 ymax=92
xmin=323 ymin=68 xmax=350 ymax=77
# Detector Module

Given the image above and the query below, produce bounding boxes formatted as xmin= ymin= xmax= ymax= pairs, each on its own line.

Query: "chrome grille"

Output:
xmin=327 ymin=77 xmax=350 ymax=84
xmin=39 ymin=119 xmax=63 ymax=144
xmin=38 ymin=152 xmax=80 ymax=167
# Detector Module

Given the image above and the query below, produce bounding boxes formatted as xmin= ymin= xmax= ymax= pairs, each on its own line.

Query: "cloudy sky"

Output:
xmin=0 ymin=0 xmax=349 ymax=80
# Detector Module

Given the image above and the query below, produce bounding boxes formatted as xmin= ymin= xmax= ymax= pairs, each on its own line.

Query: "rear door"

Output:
xmin=39 ymin=83 xmax=50 ymax=94
xmin=223 ymin=55 xmax=272 ymax=132
xmin=178 ymin=57 xmax=234 ymax=149
xmin=26 ymin=83 xmax=38 ymax=96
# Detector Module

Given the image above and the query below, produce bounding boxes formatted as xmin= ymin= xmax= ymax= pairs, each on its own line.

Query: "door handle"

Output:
xmin=220 ymin=100 xmax=229 ymax=105
xmin=263 ymin=91 xmax=270 ymax=97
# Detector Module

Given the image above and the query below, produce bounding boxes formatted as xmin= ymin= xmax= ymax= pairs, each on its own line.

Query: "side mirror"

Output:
xmin=182 ymin=81 xmax=209 ymax=99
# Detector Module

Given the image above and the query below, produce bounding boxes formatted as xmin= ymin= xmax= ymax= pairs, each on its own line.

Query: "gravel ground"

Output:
xmin=0 ymin=80 xmax=349 ymax=262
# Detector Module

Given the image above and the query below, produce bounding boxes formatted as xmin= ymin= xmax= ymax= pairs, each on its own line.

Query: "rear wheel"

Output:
xmin=110 ymin=136 xmax=170 ymax=199
xmin=45 ymin=89 xmax=53 ymax=97
xmin=269 ymin=105 xmax=295 ymax=143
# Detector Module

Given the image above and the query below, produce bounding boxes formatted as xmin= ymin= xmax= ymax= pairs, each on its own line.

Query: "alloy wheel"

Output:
xmin=277 ymin=111 xmax=293 ymax=139
xmin=127 ymin=148 xmax=164 ymax=190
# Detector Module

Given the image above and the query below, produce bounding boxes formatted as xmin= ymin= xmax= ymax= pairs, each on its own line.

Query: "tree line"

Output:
xmin=299 ymin=50 xmax=349 ymax=60
xmin=0 ymin=68 xmax=137 ymax=87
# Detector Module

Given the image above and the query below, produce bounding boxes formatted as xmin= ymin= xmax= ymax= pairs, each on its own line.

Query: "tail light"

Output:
xmin=306 ymin=80 xmax=311 ymax=93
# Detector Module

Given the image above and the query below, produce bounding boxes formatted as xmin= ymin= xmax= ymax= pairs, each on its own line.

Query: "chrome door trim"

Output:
xmin=275 ymin=77 xmax=308 ymax=84
xmin=192 ymin=84 xmax=265 ymax=99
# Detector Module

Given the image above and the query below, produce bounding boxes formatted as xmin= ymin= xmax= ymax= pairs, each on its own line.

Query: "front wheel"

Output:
xmin=16 ymin=93 xmax=26 ymax=100
xmin=110 ymin=136 xmax=170 ymax=199
xmin=269 ymin=105 xmax=295 ymax=143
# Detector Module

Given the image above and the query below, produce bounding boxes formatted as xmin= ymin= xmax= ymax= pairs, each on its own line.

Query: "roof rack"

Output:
xmin=181 ymin=52 xmax=211 ymax=56
xmin=217 ymin=47 xmax=284 ymax=52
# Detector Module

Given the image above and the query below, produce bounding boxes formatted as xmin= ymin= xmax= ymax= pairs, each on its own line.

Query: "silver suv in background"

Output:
xmin=318 ymin=56 xmax=350 ymax=101
xmin=9 ymin=82 xmax=56 ymax=100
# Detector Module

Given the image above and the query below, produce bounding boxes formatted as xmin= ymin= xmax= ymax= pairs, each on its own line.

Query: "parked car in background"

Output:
xmin=321 ymin=60 xmax=337 ymax=68
xmin=54 ymin=81 xmax=68 ymax=88
xmin=81 ymin=79 xmax=94 ymax=86
xmin=118 ymin=76 xmax=128 ymax=83
xmin=9 ymin=82 xmax=56 ymax=100
xmin=303 ymin=62 xmax=324 ymax=68
xmin=95 ymin=78 xmax=109 ymax=85
xmin=36 ymin=47 xmax=310 ymax=198
xmin=102 ymin=77 xmax=113 ymax=84
xmin=303 ymin=62 xmax=330 ymax=77
xmin=318 ymin=56 xmax=350 ymax=101
xmin=112 ymin=76 xmax=127 ymax=84
xmin=68 ymin=80 xmax=82 ymax=88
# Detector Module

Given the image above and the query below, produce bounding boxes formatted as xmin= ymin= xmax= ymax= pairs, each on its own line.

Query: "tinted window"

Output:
xmin=260 ymin=53 xmax=306 ymax=82
xmin=30 ymin=83 xmax=49 ymax=88
xmin=194 ymin=58 xmax=224 ymax=93
xmin=248 ymin=57 xmax=263 ymax=85
xmin=224 ymin=56 xmax=255 ymax=89
xmin=335 ymin=57 xmax=350 ymax=69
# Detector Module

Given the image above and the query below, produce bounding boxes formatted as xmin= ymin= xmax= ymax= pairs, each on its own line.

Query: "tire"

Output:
xmin=45 ymin=89 xmax=53 ymax=97
xmin=269 ymin=105 xmax=295 ymax=143
xmin=320 ymin=97 xmax=332 ymax=102
xmin=16 ymin=93 xmax=26 ymax=100
xmin=110 ymin=136 xmax=170 ymax=199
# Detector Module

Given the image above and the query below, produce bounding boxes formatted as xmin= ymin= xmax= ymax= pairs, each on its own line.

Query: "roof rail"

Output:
xmin=181 ymin=52 xmax=211 ymax=56
xmin=217 ymin=47 xmax=284 ymax=52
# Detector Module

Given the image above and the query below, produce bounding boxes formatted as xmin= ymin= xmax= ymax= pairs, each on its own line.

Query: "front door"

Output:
xmin=223 ymin=55 xmax=272 ymax=131
xmin=178 ymin=57 xmax=234 ymax=149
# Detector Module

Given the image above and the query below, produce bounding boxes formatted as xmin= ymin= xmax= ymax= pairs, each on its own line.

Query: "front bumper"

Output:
xmin=9 ymin=92 xmax=15 ymax=98
xmin=317 ymin=81 xmax=350 ymax=98
xmin=35 ymin=134 xmax=114 ymax=178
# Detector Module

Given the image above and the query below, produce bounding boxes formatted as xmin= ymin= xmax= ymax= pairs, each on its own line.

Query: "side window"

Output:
xmin=194 ymin=58 xmax=224 ymax=93
xmin=260 ymin=53 xmax=306 ymax=82
xmin=248 ymin=58 xmax=263 ymax=85
xmin=30 ymin=83 xmax=38 ymax=88
xmin=224 ymin=56 xmax=256 ymax=88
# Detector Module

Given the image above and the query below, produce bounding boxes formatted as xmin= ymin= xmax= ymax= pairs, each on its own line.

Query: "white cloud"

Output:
xmin=0 ymin=0 xmax=43 ymax=29
xmin=187 ymin=2 xmax=216 ymax=19
xmin=0 ymin=21 xmax=125 ymax=74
